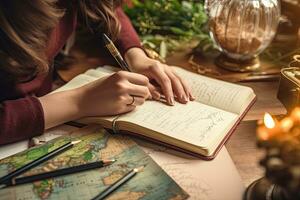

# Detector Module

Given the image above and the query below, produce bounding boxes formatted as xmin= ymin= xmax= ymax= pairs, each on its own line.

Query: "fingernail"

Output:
xmin=182 ymin=94 xmax=189 ymax=102
xmin=185 ymin=96 xmax=189 ymax=102
xmin=153 ymin=91 xmax=161 ymax=100
xmin=181 ymin=95 xmax=185 ymax=101
xmin=189 ymin=94 xmax=196 ymax=101
xmin=169 ymin=97 xmax=175 ymax=106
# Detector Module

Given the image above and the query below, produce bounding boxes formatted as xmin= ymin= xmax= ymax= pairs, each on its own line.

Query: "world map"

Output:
xmin=0 ymin=125 xmax=188 ymax=200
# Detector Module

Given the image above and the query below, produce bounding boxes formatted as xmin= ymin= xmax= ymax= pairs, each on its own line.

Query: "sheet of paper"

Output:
xmin=135 ymin=138 xmax=245 ymax=200
xmin=0 ymin=141 xmax=28 ymax=160
xmin=174 ymin=67 xmax=255 ymax=114
xmin=84 ymin=68 xmax=110 ymax=78
xmin=121 ymin=100 xmax=238 ymax=150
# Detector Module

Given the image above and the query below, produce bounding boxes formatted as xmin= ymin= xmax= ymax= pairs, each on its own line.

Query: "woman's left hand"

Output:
xmin=125 ymin=48 xmax=195 ymax=106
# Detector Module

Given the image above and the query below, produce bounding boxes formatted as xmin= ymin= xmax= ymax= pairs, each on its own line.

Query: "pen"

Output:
xmin=3 ymin=159 xmax=116 ymax=188
xmin=102 ymin=33 xmax=131 ymax=72
xmin=0 ymin=140 xmax=81 ymax=186
xmin=91 ymin=166 xmax=145 ymax=200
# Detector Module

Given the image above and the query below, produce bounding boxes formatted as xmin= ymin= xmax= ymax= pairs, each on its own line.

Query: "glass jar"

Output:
xmin=206 ymin=0 xmax=281 ymax=72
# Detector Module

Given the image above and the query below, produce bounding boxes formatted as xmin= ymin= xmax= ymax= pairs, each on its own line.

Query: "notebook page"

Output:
xmin=174 ymin=67 xmax=255 ymax=114
xmin=53 ymin=69 xmax=110 ymax=93
xmin=53 ymin=74 xmax=98 ymax=93
xmin=119 ymin=100 xmax=238 ymax=151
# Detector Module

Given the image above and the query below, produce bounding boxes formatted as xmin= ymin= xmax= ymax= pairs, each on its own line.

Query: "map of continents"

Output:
xmin=0 ymin=126 xmax=188 ymax=200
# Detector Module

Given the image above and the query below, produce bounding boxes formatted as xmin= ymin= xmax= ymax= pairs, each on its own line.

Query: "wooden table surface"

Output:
xmin=57 ymin=39 xmax=288 ymax=187
xmin=226 ymin=81 xmax=286 ymax=187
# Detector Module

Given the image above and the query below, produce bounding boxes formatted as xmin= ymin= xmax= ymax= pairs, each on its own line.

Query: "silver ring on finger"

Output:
xmin=128 ymin=96 xmax=135 ymax=106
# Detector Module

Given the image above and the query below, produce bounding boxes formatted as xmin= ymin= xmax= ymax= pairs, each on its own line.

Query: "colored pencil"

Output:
xmin=0 ymin=140 xmax=81 ymax=186
xmin=91 ymin=166 xmax=145 ymax=200
xmin=5 ymin=159 xmax=116 ymax=187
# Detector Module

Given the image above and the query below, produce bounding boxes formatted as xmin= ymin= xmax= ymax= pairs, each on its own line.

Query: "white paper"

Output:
xmin=135 ymin=138 xmax=245 ymax=200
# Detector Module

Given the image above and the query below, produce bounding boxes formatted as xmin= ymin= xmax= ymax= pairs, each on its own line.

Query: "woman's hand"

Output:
xmin=76 ymin=71 xmax=151 ymax=117
xmin=125 ymin=48 xmax=195 ymax=106
xmin=40 ymin=71 xmax=151 ymax=129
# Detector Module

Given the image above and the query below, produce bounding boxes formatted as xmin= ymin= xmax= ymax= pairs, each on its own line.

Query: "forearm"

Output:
xmin=39 ymin=89 xmax=81 ymax=129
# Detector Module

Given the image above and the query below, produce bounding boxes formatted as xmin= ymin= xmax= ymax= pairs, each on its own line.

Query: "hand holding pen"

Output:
xmin=102 ymin=34 xmax=195 ymax=105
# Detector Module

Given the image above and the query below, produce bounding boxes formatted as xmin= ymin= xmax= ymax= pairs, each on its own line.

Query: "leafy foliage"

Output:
xmin=124 ymin=0 xmax=214 ymax=58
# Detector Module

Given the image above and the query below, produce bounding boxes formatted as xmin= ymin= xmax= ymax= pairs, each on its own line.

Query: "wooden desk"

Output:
xmin=225 ymin=81 xmax=286 ymax=187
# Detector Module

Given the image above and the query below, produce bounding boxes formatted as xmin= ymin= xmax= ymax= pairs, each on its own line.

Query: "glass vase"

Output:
xmin=206 ymin=0 xmax=281 ymax=72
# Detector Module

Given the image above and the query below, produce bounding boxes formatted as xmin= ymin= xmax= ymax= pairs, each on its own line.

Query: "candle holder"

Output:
xmin=244 ymin=110 xmax=300 ymax=200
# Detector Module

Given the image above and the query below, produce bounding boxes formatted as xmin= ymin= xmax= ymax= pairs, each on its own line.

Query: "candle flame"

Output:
xmin=264 ymin=113 xmax=275 ymax=129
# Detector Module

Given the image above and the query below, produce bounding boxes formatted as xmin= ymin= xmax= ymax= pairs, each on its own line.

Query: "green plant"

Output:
xmin=124 ymin=0 xmax=214 ymax=58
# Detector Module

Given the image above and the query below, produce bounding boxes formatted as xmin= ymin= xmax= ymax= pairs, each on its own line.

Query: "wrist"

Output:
xmin=39 ymin=89 xmax=83 ymax=129
xmin=124 ymin=47 xmax=152 ymax=71
xmin=71 ymin=87 xmax=87 ymax=119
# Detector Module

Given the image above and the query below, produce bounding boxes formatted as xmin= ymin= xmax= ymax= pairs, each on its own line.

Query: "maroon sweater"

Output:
xmin=0 ymin=7 xmax=141 ymax=145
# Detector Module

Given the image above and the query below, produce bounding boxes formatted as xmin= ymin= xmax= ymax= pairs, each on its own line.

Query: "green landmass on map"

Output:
xmin=0 ymin=126 xmax=188 ymax=200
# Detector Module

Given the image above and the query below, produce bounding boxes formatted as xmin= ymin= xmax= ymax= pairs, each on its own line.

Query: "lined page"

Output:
xmin=53 ymin=74 xmax=98 ymax=93
xmin=53 ymin=69 xmax=110 ymax=93
xmin=174 ymin=67 xmax=255 ymax=114
xmin=120 ymin=100 xmax=238 ymax=151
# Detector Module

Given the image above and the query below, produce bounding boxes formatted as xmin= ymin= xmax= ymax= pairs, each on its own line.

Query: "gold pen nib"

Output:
xmin=133 ymin=165 xmax=145 ymax=173
xmin=71 ymin=140 xmax=81 ymax=145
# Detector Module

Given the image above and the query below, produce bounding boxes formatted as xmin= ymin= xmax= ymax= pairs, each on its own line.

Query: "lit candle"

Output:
xmin=255 ymin=108 xmax=300 ymax=198
xmin=257 ymin=113 xmax=279 ymax=141
xmin=264 ymin=113 xmax=276 ymax=129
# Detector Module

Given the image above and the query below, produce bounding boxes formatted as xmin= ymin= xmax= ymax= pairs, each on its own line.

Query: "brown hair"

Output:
xmin=0 ymin=0 xmax=121 ymax=81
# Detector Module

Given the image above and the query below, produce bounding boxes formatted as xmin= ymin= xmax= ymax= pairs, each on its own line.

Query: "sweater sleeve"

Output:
xmin=0 ymin=96 xmax=44 ymax=145
xmin=115 ymin=7 xmax=142 ymax=56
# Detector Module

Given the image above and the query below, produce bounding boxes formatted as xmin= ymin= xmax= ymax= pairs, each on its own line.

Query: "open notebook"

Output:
xmin=54 ymin=66 xmax=256 ymax=160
